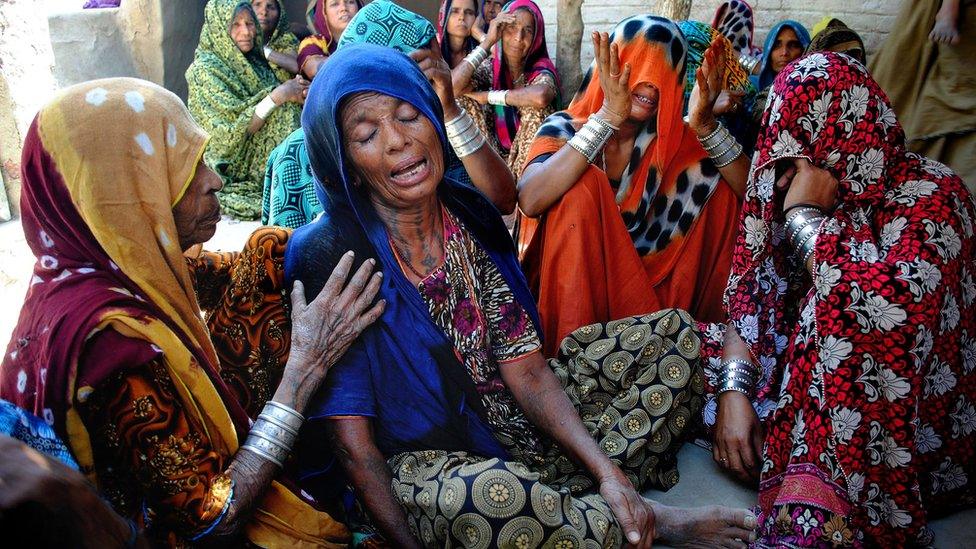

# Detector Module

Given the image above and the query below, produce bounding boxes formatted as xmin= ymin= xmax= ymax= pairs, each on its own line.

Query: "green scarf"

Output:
xmin=261 ymin=0 xmax=300 ymax=81
xmin=187 ymin=0 xmax=301 ymax=220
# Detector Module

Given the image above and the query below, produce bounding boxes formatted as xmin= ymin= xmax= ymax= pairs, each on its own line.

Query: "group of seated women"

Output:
xmin=1 ymin=1 xmax=974 ymax=548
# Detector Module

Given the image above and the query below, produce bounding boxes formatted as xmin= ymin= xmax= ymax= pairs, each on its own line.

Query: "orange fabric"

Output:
xmin=519 ymin=18 xmax=740 ymax=355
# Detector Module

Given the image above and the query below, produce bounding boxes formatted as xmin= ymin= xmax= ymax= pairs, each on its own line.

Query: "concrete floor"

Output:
xmin=644 ymin=443 xmax=976 ymax=548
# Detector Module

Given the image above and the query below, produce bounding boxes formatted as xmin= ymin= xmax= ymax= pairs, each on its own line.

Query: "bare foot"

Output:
xmin=929 ymin=18 xmax=960 ymax=45
xmin=650 ymin=502 xmax=757 ymax=549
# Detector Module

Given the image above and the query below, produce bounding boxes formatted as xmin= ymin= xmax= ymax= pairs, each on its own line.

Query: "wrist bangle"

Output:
xmin=487 ymin=90 xmax=508 ymax=106
xmin=255 ymin=95 xmax=277 ymax=120
xmin=463 ymin=46 xmax=489 ymax=71
xmin=263 ymin=45 xmax=273 ymax=59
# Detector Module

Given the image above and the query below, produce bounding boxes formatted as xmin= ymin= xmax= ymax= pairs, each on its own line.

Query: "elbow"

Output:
xmin=530 ymin=89 xmax=556 ymax=110
xmin=496 ymin=194 xmax=517 ymax=216
xmin=516 ymin=193 xmax=545 ymax=218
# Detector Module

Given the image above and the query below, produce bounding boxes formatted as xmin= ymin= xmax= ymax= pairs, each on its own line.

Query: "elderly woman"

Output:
xmin=262 ymin=0 xmax=517 ymax=228
xmin=517 ymin=17 xmax=745 ymax=357
xmin=298 ymin=0 xmax=363 ymax=79
xmin=0 ymin=78 xmax=383 ymax=546
xmin=253 ymin=0 xmax=300 ymax=77
xmin=706 ymin=52 xmax=976 ymax=546
xmin=187 ymin=0 xmax=307 ymax=220
xmin=452 ymin=0 xmax=558 ymax=176
xmin=288 ymin=43 xmax=756 ymax=549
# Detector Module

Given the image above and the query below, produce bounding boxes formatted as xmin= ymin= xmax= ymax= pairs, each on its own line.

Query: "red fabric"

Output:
xmin=725 ymin=52 xmax=976 ymax=546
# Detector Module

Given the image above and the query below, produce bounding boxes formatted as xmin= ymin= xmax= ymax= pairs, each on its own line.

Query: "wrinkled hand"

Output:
xmin=593 ymin=31 xmax=632 ymax=128
xmin=688 ymin=37 xmax=727 ymax=136
xmin=273 ymin=75 xmax=310 ymax=105
xmin=411 ymin=40 xmax=458 ymax=118
xmin=286 ymin=252 xmax=385 ymax=394
xmin=599 ymin=474 xmax=655 ymax=548
xmin=929 ymin=17 xmax=960 ymax=45
xmin=780 ymin=158 xmax=839 ymax=214
xmin=714 ymin=391 xmax=763 ymax=483
xmin=484 ymin=12 xmax=516 ymax=47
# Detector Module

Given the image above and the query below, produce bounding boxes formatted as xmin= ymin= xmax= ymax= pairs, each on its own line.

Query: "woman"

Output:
xmin=289 ymin=43 xmax=756 ymax=549
xmin=707 ymin=52 xmax=976 ymax=546
xmin=298 ymin=0 xmax=363 ymax=79
xmin=253 ymin=0 xmax=300 ymax=77
xmin=262 ymin=0 xmax=517 ymax=228
xmin=805 ymin=17 xmax=866 ymax=64
xmin=711 ymin=0 xmax=762 ymax=72
xmin=438 ymin=0 xmax=481 ymax=69
xmin=186 ymin=0 xmax=307 ymax=220
xmin=454 ymin=0 xmax=559 ymax=176
xmin=750 ymin=20 xmax=810 ymax=125
xmin=517 ymin=16 xmax=743 ymax=357
xmin=0 ymin=77 xmax=383 ymax=545
xmin=871 ymin=0 xmax=975 ymax=191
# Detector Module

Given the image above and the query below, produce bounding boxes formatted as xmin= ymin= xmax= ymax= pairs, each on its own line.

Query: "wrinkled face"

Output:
xmin=629 ymin=82 xmax=659 ymax=123
xmin=770 ymin=27 xmax=804 ymax=73
xmin=502 ymin=9 xmax=535 ymax=65
xmin=230 ymin=8 xmax=258 ymax=53
xmin=484 ymin=0 xmax=505 ymax=23
xmin=173 ymin=161 xmax=223 ymax=251
xmin=252 ymin=0 xmax=280 ymax=35
xmin=340 ymin=93 xmax=445 ymax=210
xmin=446 ymin=0 xmax=477 ymax=40
xmin=326 ymin=0 xmax=360 ymax=35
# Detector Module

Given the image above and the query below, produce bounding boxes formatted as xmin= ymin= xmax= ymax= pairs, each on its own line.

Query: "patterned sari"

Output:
xmin=711 ymin=0 xmax=761 ymax=59
xmin=520 ymin=15 xmax=741 ymax=357
xmin=186 ymin=0 xmax=301 ymax=220
xmin=0 ymin=78 xmax=347 ymax=546
xmin=702 ymin=52 xmax=976 ymax=547
xmin=260 ymin=0 xmax=300 ymax=81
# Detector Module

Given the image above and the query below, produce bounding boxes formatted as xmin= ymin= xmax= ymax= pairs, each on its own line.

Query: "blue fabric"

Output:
xmin=287 ymin=45 xmax=541 ymax=474
xmin=1 ymin=399 xmax=78 ymax=469
xmin=752 ymin=20 xmax=811 ymax=91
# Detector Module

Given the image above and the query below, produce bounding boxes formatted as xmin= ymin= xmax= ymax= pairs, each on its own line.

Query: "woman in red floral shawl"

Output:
xmin=701 ymin=52 xmax=976 ymax=547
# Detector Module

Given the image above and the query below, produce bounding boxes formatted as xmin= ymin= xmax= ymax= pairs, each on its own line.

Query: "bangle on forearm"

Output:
xmin=487 ymin=90 xmax=509 ymax=106
xmin=463 ymin=46 xmax=489 ymax=71
xmin=739 ymin=54 xmax=760 ymax=74
xmin=698 ymin=122 xmax=731 ymax=150
xmin=254 ymin=95 xmax=278 ymax=120
xmin=445 ymin=109 xmax=486 ymax=157
xmin=240 ymin=401 xmax=305 ymax=468
xmin=567 ymin=115 xmax=615 ymax=163
xmin=800 ymin=234 xmax=818 ymax=265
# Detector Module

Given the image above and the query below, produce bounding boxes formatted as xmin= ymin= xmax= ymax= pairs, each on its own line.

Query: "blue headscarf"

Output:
xmin=286 ymin=44 xmax=541 ymax=485
xmin=752 ymin=20 xmax=811 ymax=90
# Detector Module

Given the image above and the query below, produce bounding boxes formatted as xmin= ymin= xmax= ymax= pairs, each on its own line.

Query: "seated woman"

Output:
xmin=253 ymin=0 xmax=300 ymax=77
xmin=805 ymin=17 xmax=866 ymax=64
xmin=711 ymin=0 xmax=763 ymax=74
xmin=289 ymin=43 xmax=757 ymax=549
xmin=262 ymin=0 xmax=517 ymax=228
xmin=0 ymin=78 xmax=383 ymax=545
xmin=517 ymin=16 xmax=745 ymax=357
xmin=298 ymin=0 xmax=363 ymax=79
xmin=749 ymin=19 xmax=810 ymax=125
xmin=705 ymin=52 xmax=976 ymax=546
xmin=452 ymin=0 xmax=559 ymax=177
xmin=187 ymin=0 xmax=307 ymax=220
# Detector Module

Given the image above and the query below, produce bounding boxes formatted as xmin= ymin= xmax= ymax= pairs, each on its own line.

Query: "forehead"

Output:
xmin=776 ymin=26 xmax=799 ymax=42
xmin=451 ymin=0 xmax=477 ymax=11
xmin=340 ymin=92 xmax=404 ymax=123
xmin=233 ymin=8 xmax=255 ymax=23
xmin=511 ymin=9 xmax=535 ymax=27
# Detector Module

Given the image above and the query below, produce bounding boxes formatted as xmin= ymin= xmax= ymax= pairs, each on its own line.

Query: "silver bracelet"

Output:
xmin=739 ymin=54 xmax=760 ymax=74
xmin=786 ymin=210 xmax=824 ymax=244
xmin=785 ymin=206 xmax=823 ymax=228
xmin=255 ymin=95 xmax=278 ymax=120
xmin=241 ymin=429 xmax=289 ymax=467
xmin=801 ymin=233 xmax=819 ymax=265
xmin=699 ymin=123 xmax=731 ymax=151
xmin=487 ymin=90 xmax=508 ymax=106
xmin=445 ymin=110 xmax=485 ymax=157
xmin=568 ymin=116 xmax=614 ymax=163
xmin=714 ymin=141 xmax=743 ymax=167
xmin=718 ymin=384 xmax=752 ymax=397
xmin=790 ymin=219 xmax=821 ymax=250
xmin=463 ymin=46 xmax=489 ymax=71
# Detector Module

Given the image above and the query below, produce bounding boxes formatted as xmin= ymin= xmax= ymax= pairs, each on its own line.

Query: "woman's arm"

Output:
xmin=266 ymin=50 xmax=300 ymax=75
xmin=302 ymin=56 xmax=327 ymax=80
xmin=246 ymin=77 xmax=309 ymax=135
xmin=330 ymin=418 xmax=422 ymax=549
xmin=500 ymin=351 xmax=654 ymax=545
xmin=492 ymin=80 xmax=556 ymax=110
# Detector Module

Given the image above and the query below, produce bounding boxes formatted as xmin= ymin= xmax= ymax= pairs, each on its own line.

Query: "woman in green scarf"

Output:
xmin=253 ymin=0 xmax=300 ymax=78
xmin=187 ymin=0 xmax=306 ymax=220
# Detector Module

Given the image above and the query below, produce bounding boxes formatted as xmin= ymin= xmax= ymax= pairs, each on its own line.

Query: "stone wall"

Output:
xmin=535 ymin=0 xmax=902 ymax=72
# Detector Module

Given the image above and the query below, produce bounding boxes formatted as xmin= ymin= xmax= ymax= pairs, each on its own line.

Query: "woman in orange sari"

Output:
xmin=518 ymin=16 xmax=746 ymax=356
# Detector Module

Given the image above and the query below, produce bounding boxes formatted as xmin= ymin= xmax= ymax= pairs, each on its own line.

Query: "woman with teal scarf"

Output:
xmin=749 ymin=20 xmax=810 ymax=125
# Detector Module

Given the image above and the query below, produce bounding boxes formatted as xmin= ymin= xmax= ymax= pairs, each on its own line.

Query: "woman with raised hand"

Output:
xmin=0 ymin=78 xmax=383 ymax=545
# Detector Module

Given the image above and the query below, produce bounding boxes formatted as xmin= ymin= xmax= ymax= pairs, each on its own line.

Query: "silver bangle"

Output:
xmin=713 ymin=141 xmax=743 ymax=167
xmin=453 ymin=132 xmax=486 ymax=158
xmin=463 ymin=46 xmax=489 ymax=71
xmin=699 ymin=123 xmax=731 ymax=150
xmin=588 ymin=113 xmax=619 ymax=132
xmin=790 ymin=219 xmax=821 ymax=250
xmin=568 ymin=117 xmax=614 ymax=163
xmin=786 ymin=211 xmax=824 ymax=244
xmin=739 ymin=54 xmax=760 ymax=73
xmin=241 ymin=430 xmax=289 ymax=467
xmin=785 ymin=207 xmax=823 ymax=229
xmin=487 ymin=90 xmax=508 ymax=106
xmin=445 ymin=110 xmax=485 ymax=157
xmin=717 ymin=384 xmax=752 ymax=397
xmin=263 ymin=400 xmax=304 ymax=426
xmin=801 ymin=234 xmax=818 ymax=265
xmin=255 ymin=95 xmax=278 ymax=120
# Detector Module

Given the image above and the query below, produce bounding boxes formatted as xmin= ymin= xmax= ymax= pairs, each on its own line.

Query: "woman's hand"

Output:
xmin=713 ymin=391 xmax=763 ymax=483
xmin=713 ymin=89 xmax=745 ymax=116
xmin=599 ymin=473 xmax=656 ymax=548
xmin=410 ymin=41 xmax=460 ymax=119
xmin=779 ymin=158 xmax=839 ymax=214
xmin=483 ymin=12 xmax=516 ymax=48
xmin=688 ymin=37 xmax=727 ymax=137
xmin=593 ymin=31 xmax=632 ymax=128
xmin=271 ymin=75 xmax=310 ymax=105
xmin=281 ymin=251 xmax=386 ymax=409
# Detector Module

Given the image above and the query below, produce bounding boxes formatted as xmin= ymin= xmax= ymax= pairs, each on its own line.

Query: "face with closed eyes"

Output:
xmin=173 ymin=161 xmax=223 ymax=250
xmin=340 ymin=93 xmax=445 ymax=211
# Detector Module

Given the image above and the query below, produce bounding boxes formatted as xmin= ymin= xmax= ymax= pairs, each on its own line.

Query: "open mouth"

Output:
xmin=390 ymin=157 xmax=430 ymax=186
xmin=632 ymin=93 xmax=656 ymax=108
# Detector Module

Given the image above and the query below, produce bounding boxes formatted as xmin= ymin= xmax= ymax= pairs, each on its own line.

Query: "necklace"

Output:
xmin=388 ymin=235 xmax=429 ymax=280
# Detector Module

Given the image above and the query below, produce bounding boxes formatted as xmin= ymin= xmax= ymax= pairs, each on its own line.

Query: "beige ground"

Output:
xmin=0 ymin=216 xmax=259 ymax=348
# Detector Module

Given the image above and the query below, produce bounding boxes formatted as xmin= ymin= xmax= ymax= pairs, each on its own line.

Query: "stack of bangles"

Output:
xmin=785 ymin=205 xmax=826 ymax=265
xmin=717 ymin=358 xmax=760 ymax=397
xmin=697 ymin=122 xmax=743 ymax=168
xmin=463 ymin=45 xmax=489 ymax=71
xmin=240 ymin=400 xmax=304 ymax=468
xmin=445 ymin=109 xmax=486 ymax=158
xmin=568 ymin=114 xmax=619 ymax=163
xmin=738 ymin=54 xmax=760 ymax=74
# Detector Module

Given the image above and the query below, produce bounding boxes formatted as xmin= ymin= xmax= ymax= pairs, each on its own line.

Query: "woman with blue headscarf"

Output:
xmin=750 ymin=20 xmax=810 ymax=126
xmin=288 ymin=43 xmax=755 ymax=549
